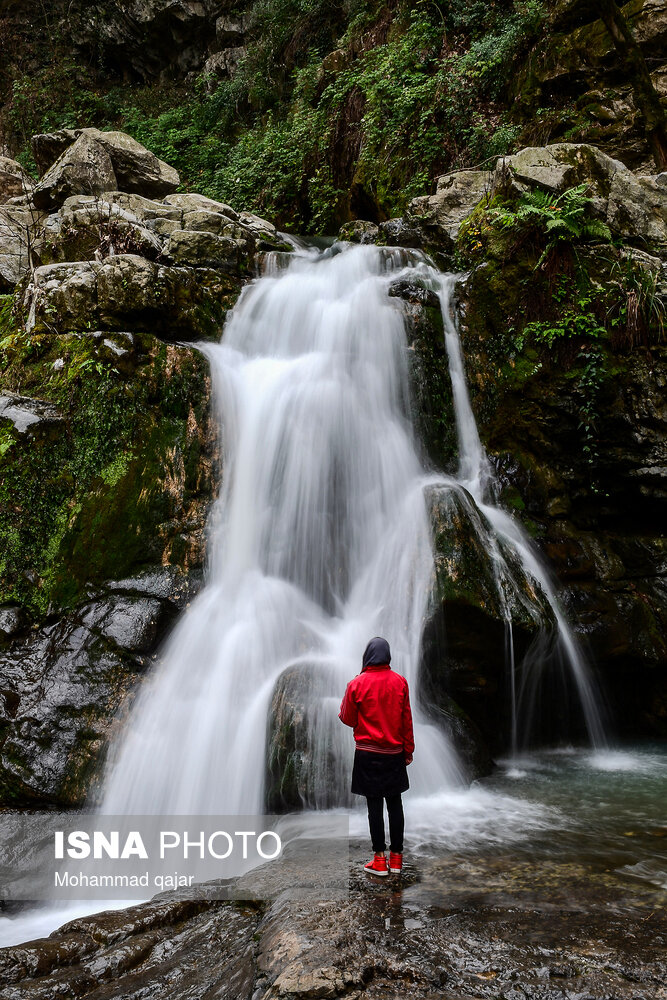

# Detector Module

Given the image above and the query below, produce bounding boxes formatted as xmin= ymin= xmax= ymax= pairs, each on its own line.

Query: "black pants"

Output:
xmin=366 ymin=794 xmax=404 ymax=853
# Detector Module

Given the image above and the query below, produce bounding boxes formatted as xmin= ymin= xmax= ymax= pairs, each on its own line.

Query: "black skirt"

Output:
xmin=351 ymin=749 xmax=409 ymax=798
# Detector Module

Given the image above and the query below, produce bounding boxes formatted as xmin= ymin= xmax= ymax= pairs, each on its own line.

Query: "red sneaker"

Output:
xmin=389 ymin=852 xmax=403 ymax=873
xmin=364 ymin=852 xmax=388 ymax=876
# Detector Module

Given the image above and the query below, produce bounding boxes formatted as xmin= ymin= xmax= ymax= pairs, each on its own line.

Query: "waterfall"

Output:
xmin=100 ymin=245 xmax=465 ymax=816
xmin=435 ymin=273 xmax=607 ymax=750
xmin=99 ymin=243 xmax=606 ymax=818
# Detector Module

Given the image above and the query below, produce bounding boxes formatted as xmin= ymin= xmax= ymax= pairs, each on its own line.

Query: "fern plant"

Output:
xmin=494 ymin=183 xmax=612 ymax=266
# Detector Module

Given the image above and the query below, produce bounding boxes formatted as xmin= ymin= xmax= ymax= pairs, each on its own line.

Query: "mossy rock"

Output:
xmin=265 ymin=663 xmax=353 ymax=812
xmin=421 ymin=482 xmax=558 ymax=751
xmin=388 ymin=275 xmax=457 ymax=471
xmin=0 ymin=328 xmax=217 ymax=618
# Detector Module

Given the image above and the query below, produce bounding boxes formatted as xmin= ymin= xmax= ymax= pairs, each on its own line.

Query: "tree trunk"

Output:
xmin=598 ymin=0 xmax=667 ymax=171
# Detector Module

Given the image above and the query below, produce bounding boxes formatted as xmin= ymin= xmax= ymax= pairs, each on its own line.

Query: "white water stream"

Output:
xmin=436 ymin=273 xmax=606 ymax=749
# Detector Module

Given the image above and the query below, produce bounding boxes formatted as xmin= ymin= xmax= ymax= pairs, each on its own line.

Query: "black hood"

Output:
xmin=362 ymin=636 xmax=391 ymax=669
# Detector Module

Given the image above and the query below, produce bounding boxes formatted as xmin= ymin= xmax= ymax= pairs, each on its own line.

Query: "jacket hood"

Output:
xmin=362 ymin=636 xmax=391 ymax=670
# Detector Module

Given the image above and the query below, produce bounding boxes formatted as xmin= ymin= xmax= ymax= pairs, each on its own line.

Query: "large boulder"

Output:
xmin=32 ymin=132 xmax=118 ymax=211
xmin=31 ymin=129 xmax=79 ymax=176
xmin=421 ymin=482 xmax=559 ymax=751
xmin=22 ymin=254 xmax=239 ymax=340
xmin=32 ymin=128 xmax=179 ymax=208
xmin=405 ymin=170 xmax=494 ymax=258
xmin=338 ymin=219 xmax=380 ymax=244
xmin=493 ymin=143 xmax=667 ymax=249
xmin=492 ymin=143 xmax=626 ymax=206
xmin=203 ymin=47 xmax=246 ymax=82
xmin=87 ymin=128 xmax=180 ymax=198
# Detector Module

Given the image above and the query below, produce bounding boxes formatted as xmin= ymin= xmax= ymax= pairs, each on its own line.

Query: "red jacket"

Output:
xmin=339 ymin=664 xmax=414 ymax=756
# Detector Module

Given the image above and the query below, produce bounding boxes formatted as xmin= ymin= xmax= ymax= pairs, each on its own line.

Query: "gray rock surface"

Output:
xmin=0 ymin=607 xmax=23 ymax=642
xmin=0 ymin=850 xmax=664 ymax=1000
xmin=167 ymin=228 xmax=248 ymax=267
xmin=407 ymin=169 xmax=493 ymax=252
xmin=84 ymin=128 xmax=180 ymax=198
xmin=22 ymin=254 xmax=237 ymax=341
xmin=0 ymin=157 xmax=32 ymax=204
xmin=163 ymin=192 xmax=238 ymax=219
xmin=266 ymin=663 xmax=351 ymax=811
xmin=33 ymin=133 xmax=118 ymax=211
xmin=0 ymin=392 xmax=64 ymax=435
xmin=33 ymin=128 xmax=179 ymax=209
xmin=0 ymin=582 xmax=181 ymax=806
xmin=338 ymin=219 xmax=380 ymax=244
xmin=0 ymin=205 xmax=35 ymax=290
xmin=607 ymin=169 xmax=667 ymax=250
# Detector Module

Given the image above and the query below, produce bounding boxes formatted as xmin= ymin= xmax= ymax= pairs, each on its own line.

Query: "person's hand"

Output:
xmin=405 ymin=753 xmax=413 ymax=765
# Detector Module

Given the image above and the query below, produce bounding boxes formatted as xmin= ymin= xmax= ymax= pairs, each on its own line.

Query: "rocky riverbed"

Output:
xmin=0 ymin=840 xmax=664 ymax=999
xmin=1 ymin=747 xmax=665 ymax=999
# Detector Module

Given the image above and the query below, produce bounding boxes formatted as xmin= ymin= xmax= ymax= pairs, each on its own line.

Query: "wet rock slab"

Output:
xmin=0 ymin=847 xmax=664 ymax=999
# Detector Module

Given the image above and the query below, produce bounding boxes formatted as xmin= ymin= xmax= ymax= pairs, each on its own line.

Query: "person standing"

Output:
xmin=339 ymin=636 xmax=414 ymax=876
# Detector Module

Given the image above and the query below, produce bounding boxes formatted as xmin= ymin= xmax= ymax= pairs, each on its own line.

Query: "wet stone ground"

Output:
xmin=0 ymin=841 xmax=664 ymax=1000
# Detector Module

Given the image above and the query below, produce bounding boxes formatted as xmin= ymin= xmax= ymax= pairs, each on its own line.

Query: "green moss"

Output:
xmin=0 ymin=329 xmax=212 ymax=617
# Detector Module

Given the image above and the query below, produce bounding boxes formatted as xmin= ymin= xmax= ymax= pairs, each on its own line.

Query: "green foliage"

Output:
xmin=3 ymin=0 xmax=546 ymax=230
xmin=515 ymin=296 xmax=606 ymax=350
xmin=606 ymin=253 xmax=666 ymax=347
xmin=0 ymin=294 xmax=17 ymax=342
xmin=493 ymin=183 xmax=612 ymax=266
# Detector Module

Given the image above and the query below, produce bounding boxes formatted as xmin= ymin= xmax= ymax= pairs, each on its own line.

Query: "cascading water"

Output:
xmin=101 ymin=244 xmax=466 ymax=817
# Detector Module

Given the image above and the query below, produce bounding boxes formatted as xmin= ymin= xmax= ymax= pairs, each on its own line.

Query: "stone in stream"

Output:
xmin=265 ymin=663 xmax=351 ymax=811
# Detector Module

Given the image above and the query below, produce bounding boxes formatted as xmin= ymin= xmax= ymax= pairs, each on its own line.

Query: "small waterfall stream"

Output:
xmin=435 ymin=272 xmax=607 ymax=750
